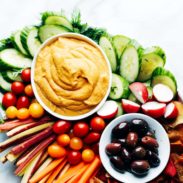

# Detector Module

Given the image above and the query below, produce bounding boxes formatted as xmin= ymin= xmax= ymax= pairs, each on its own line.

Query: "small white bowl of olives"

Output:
xmin=99 ymin=113 xmax=170 ymax=183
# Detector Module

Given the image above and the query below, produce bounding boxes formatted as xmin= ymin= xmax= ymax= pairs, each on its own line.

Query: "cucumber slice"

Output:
xmin=151 ymin=67 xmax=177 ymax=96
xmin=0 ymin=92 xmax=6 ymax=123
xmin=109 ymin=73 xmax=129 ymax=100
xmin=21 ymin=27 xmax=41 ymax=57
xmin=45 ymin=16 xmax=73 ymax=31
xmin=38 ymin=25 xmax=70 ymax=43
xmin=116 ymin=102 xmax=124 ymax=117
xmin=0 ymin=48 xmax=32 ymax=70
xmin=120 ymin=45 xmax=139 ymax=83
xmin=147 ymin=86 xmax=153 ymax=99
xmin=2 ymin=70 xmax=22 ymax=82
xmin=128 ymin=93 xmax=139 ymax=103
xmin=137 ymin=47 xmax=165 ymax=82
xmin=99 ymin=36 xmax=117 ymax=72
xmin=11 ymin=31 xmax=29 ymax=56
xmin=0 ymin=72 xmax=11 ymax=92
xmin=112 ymin=35 xmax=130 ymax=60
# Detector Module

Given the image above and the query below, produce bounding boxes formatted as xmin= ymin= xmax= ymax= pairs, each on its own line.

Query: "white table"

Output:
xmin=0 ymin=0 xmax=183 ymax=182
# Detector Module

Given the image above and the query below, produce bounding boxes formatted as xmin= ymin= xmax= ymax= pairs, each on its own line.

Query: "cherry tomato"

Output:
xmin=11 ymin=81 xmax=25 ymax=95
xmin=16 ymin=96 xmax=30 ymax=109
xmin=2 ymin=92 xmax=17 ymax=108
xmin=82 ymin=149 xmax=95 ymax=163
xmin=69 ymin=137 xmax=83 ymax=150
xmin=21 ymin=68 xmax=31 ymax=82
xmin=91 ymin=143 xmax=99 ymax=155
xmin=73 ymin=122 xmax=89 ymax=137
xmin=24 ymin=84 xmax=34 ymax=97
xmin=67 ymin=150 xmax=82 ymax=165
xmin=48 ymin=144 xmax=66 ymax=158
xmin=17 ymin=108 xmax=30 ymax=120
xmin=84 ymin=132 xmax=100 ymax=145
xmin=6 ymin=106 xmax=18 ymax=119
xmin=90 ymin=117 xmax=105 ymax=132
xmin=57 ymin=134 xmax=70 ymax=147
xmin=53 ymin=120 xmax=71 ymax=134
xmin=29 ymin=103 xmax=44 ymax=118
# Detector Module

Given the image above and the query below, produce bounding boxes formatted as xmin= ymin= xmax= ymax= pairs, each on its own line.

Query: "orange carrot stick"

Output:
xmin=77 ymin=157 xmax=101 ymax=183
xmin=46 ymin=159 xmax=67 ymax=183
xmin=38 ymin=172 xmax=51 ymax=183
xmin=54 ymin=162 xmax=85 ymax=183
xmin=29 ymin=157 xmax=64 ymax=183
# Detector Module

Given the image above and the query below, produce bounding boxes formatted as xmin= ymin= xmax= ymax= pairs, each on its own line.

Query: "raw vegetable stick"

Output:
xmin=54 ymin=162 xmax=85 ymax=183
xmin=57 ymin=163 xmax=70 ymax=178
xmin=38 ymin=173 xmax=51 ymax=183
xmin=46 ymin=159 xmax=67 ymax=183
xmin=77 ymin=157 xmax=101 ymax=183
xmin=29 ymin=157 xmax=65 ymax=183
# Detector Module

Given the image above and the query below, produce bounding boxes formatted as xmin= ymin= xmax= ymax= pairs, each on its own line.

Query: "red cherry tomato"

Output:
xmin=73 ymin=122 xmax=89 ymax=137
xmin=11 ymin=81 xmax=25 ymax=95
xmin=53 ymin=120 xmax=72 ymax=134
xmin=2 ymin=92 xmax=17 ymax=108
xmin=16 ymin=96 xmax=30 ymax=109
xmin=21 ymin=68 xmax=31 ymax=82
xmin=84 ymin=132 xmax=101 ymax=145
xmin=67 ymin=150 xmax=82 ymax=165
xmin=90 ymin=117 xmax=106 ymax=132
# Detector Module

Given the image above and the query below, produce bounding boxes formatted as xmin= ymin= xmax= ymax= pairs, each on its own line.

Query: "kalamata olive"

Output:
xmin=146 ymin=150 xmax=160 ymax=167
xmin=141 ymin=136 xmax=159 ymax=149
xmin=131 ymin=119 xmax=149 ymax=136
xmin=110 ymin=156 xmax=125 ymax=172
xmin=112 ymin=139 xmax=126 ymax=146
xmin=112 ymin=121 xmax=129 ymax=138
xmin=132 ymin=146 xmax=146 ymax=160
xmin=131 ymin=160 xmax=150 ymax=176
xmin=121 ymin=147 xmax=131 ymax=164
xmin=146 ymin=131 xmax=155 ymax=138
xmin=126 ymin=132 xmax=138 ymax=148
xmin=106 ymin=143 xmax=121 ymax=156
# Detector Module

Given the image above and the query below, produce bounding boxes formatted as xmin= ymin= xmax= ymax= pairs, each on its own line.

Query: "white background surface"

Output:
xmin=0 ymin=0 xmax=183 ymax=182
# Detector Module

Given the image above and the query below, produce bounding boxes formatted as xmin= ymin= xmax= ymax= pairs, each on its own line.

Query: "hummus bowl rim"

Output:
xmin=31 ymin=33 xmax=112 ymax=120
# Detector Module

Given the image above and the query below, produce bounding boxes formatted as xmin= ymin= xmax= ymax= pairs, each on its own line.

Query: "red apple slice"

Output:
xmin=97 ymin=100 xmax=118 ymax=119
xmin=122 ymin=99 xmax=140 ymax=113
xmin=142 ymin=101 xmax=166 ymax=118
xmin=129 ymin=82 xmax=148 ymax=103
xmin=164 ymin=102 xmax=178 ymax=119
xmin=153 ymin=84 xmax=174 ymax=103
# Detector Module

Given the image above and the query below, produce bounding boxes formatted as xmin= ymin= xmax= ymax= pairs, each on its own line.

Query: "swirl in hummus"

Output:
xmin=34 ymin=37 xmax=110 ymax=116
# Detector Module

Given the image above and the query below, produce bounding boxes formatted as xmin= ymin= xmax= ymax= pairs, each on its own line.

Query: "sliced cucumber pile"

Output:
xmin=151 ymin=67 xmax=177 ymax=96
xmin=38 ymin=25 xmax=70 ymax=42
xmin=0 ymin=72 xmax=11 ymax=92
xmin=20 ymin=27 xmax=41 ymax=57
xmin=137 ymin=46 xmax=166 ymax=81
xmin=120 ymin=45 xmax=139 ymax=83
xmin=2 ymin=70 xmax=22 ymax=82
xmin=0 ymin=48 xmax=32 ymax=70
xmin=109 ymin=73 xmax=129 ymax=100
xmin=112 ymin=35 xmax=130 ymax=60
xmin=99 ymin=36 xmax=117 ymax=72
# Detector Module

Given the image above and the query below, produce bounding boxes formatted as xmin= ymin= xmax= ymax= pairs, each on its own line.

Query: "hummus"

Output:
xmin=34 ymin=37 xmax=110 ymax=116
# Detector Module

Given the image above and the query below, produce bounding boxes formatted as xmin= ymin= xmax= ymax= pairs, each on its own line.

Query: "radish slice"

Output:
xmin=122 ymin=99 xmax=140 ymax=113
xmin=97 ymin=100 xmax=118 ymax=119
xmin=153 ymin=84 xmax=174 ymax=103
xmin=129 ymin=82 xmax=148 ymax=103
xmin=142 ymin=101 xmax=166 ymax=118
xmin=164 ymin=102 xmax=178 ymax=119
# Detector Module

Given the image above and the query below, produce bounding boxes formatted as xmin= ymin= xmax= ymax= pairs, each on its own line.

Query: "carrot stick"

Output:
xmin=58 ymin=163 xmax=70 ymax=178
xmin=29 ymin=157 xmax=65 ymax=183
xmin=77 ymin=157 xmax=101 ymax=183
xmin=46 ymin=159 xmax=67 ymax=183
xmin=38 ymin=173 xmax=51 ymax=183
xmin=67 ymin=164 xmax=89 ymax=183
xmin=54 ymin=162 xmax=85 ymax=183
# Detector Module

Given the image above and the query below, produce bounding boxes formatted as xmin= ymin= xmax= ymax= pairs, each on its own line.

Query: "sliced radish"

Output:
xmin=97 ymin=100 xmax=118 ymax=119
xmin=122 ymin=99 xmax=140 ymax=113
xmin=129 ymin=82 xmax=148 ymax=103
xmin=142 ymin=101 xmax=166 ymax=118
xmin=164 ymin=102 xmax=178 ymax=119
xmin=153 ymin=84 xmax=174 ymax=103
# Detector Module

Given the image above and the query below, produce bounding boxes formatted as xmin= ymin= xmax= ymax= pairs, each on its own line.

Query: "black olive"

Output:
xmin=131 ymin=119 xmax=149 ymax=136
xmin=112 ymin=138 xmax=126 ymax=146
xmin=112 ymin=121 xmax=130 ymax=138
xmin=126 ymin=132 xmax=138 ymax=148
xmin=132 ymin=146 xmax=146 ymax=160
xmin=131 ymin=160 xmax=150 ymax=176
xmin=141 ymin=136 xmax=159 ymax=149
xmin=146 ymin=150 xmax=160 ymax=167
xmin=146 ymin=130 xmax=155 ymax=138
xmin=110 ymin=156 xmax=125 ymax=172
xmin=106 ymin=143 xmax=121 ymax=156
xmin=121 ymin=147 xmax=131 ymax=164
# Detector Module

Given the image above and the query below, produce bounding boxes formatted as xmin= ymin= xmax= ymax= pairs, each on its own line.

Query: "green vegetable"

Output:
xmin=128 ymin=93 xmax=139 ymax=103
xmin=0 ymin=72 xmax=11 ymax=92
xmin=116 ymin=102 xmax=124 ymax=117
xmin=2 ymin=70 xmax=22 ymax=82
xmin=109 ymin=73 xmax=129 ymax=100
xmin=151 ymin=67 xmax=177 ymax=96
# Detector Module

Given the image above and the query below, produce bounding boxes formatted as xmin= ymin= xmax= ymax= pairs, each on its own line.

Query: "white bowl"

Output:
xmin=99 ymin=113 xmax=170 ymax=183
xmin=31 ymin=33 xmax=112 ymax=121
